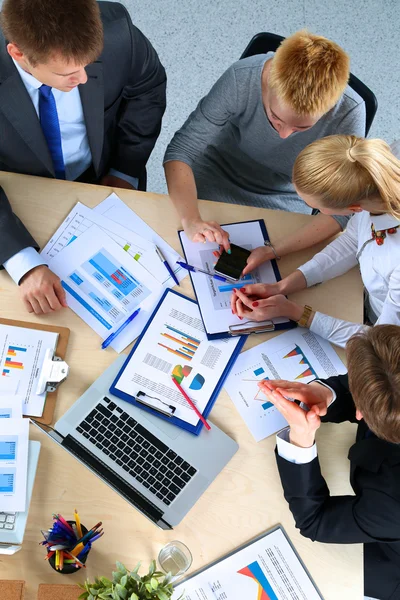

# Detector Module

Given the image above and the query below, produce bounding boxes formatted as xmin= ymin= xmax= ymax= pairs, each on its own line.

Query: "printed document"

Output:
xmin=114 ymin=292 xmax=241 ymax=426
xmin=0 ymin=397 xmax=23 ymax=419
xmin=0 ymin=418 xmax=29 ymax=512
xmin=0 ymin=325 xmax=58 ymax=417
xmin=224 ymin=328 xmax=346 ymax=441
xmin=179 ymin=221 xmax=289 ymax=336
xmin=172 ymin=526 xmax=322 ymax=600
xmin=94 ymin=193 xmax=186 ymax=286
xmin=48 ymin=225 xmax=164 ymax=352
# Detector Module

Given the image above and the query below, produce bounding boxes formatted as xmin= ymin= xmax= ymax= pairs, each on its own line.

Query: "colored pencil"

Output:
xmin=171 ymin=376 xmax=211 ymax=430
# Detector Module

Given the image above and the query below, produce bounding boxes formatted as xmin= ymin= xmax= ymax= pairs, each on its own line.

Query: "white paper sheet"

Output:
xmin=40 ymin=201 xmax=166 ymax=281
xmin=114 ymin=292 xmax=241 ymax=426
xmin=224 ymin=328 xmax=346 ymax=442
xmin=172 ymin=526 xmax=322 ymax=600
xmin=179 ymin=221 xmax=290 ymax=336
xmin=48 ymin=225 xmax=164 ymax=352
xmin=0 ymin=397 xmax=23 ymax=419
xmin=0 ymin=418 xmax=29 ymax=512
xmin=94 ymin=193 xmax=186 ymax=286
xmin=0 ymin=326 xmax=58 ymax=417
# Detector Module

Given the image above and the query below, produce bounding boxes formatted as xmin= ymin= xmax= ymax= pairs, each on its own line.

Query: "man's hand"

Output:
xmin=259 ymin=380 xmax=333 ymax=416
xmin=182 ymin=218 xmax=230 ymax=252
xmin=19 ymin=265 xmax=68 ymax=315
xmin=100 ymin=174 xmax=134 ymax=190
xmin=258 ymin=380 xmax=321 ymax=448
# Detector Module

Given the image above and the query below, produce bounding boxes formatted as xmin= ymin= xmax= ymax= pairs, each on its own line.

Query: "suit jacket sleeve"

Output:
xmin=319 ymin=374 xmax=358 ymax=424
xmin=0 ymin=185 xmax=39 ymax=268
xmin=110 ymin=5 xmax=167 ymax=178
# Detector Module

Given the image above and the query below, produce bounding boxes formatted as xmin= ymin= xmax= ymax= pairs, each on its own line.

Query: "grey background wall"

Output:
xmin=2 ymin=0 xmax=399 ymax=192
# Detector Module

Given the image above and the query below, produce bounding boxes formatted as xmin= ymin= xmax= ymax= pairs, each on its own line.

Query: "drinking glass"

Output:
xmin=158 ymin=540 xmax=192 ymax=577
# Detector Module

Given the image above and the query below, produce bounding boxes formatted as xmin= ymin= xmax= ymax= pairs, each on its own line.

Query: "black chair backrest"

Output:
xmin=240 ymin=32 xmax=377 ymax=136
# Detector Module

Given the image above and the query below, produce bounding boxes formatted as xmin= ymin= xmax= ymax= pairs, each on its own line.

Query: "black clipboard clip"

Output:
xmin=228 ymin=320 xmax=276 ymax=336
xmin=135 ymin=391 xmax=176 ymax=417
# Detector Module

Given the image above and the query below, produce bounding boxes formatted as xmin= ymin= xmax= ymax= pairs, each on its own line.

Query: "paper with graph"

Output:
xmin=179 ymin=221 xmax=290 ymax=337
xmin=0 ymin=325 xmax=58 ymax=417
xmin=172 ymin=525 xmax=322 ymax=600
xmin=0 ymin=418 xmax=29 ymax=512
xmin=224 ymin=328 xmax=346 ymax=441
xmin=113 ymin=292 xmax=241 ymax=426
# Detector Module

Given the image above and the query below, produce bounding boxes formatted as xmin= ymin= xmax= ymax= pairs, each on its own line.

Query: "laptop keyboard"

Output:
xmin=0 ymin=513 xmax=16 ymax=530
xmin=76 ymin=397 xmax=197 ymax=506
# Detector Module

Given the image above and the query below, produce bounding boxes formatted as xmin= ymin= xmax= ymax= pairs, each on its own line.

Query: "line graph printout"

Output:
xmin=114 ymin=292 xmax=241 ymax=426
xmin=172 ymin=526 xmax=323 ymax=600
xmin=224 ymin=329 xmax=346 ymax=441
xmin=49 ymin=225 xmax=163 ymax=349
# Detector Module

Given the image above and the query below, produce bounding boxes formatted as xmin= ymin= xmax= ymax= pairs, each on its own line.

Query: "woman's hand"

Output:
xmin=182 ymin=218 xmax=230 ymax=252
xmin=230 ymin=287 xmax=303 ymax=321
xmin=242 ymin=246 xmax=275 ymax=275
xmin=258 ymin=380 xmax=321 ymax=448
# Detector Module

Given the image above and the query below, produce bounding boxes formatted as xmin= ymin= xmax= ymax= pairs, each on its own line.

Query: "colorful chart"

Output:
xmin=283 ymin=345 xmax=317 ymax=380
xmin=2 ymin=345 xmax=27 ymax=375
xmin=172 ymin=364 xmax=192 ymax=384
xmin=252 ymin=368 xmax=272 ymax=409
xmin=238 ymin=561 xmax=278 ymax=600
xmin=189 ymin=373 xmax=205 ymax=390
xmin=217 ymin=273 xmax=253 ymax=293
xmin=158 ymin=325 xmax=200 ymax=361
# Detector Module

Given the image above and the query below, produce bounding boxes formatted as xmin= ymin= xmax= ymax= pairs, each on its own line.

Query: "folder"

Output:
xmin=0 ymin=580 xmax=25 ymax=600
xmin=0 ymin=318 xmax=70 ymax=424
xmin=37 ymin=584 xmax=81 ymax=600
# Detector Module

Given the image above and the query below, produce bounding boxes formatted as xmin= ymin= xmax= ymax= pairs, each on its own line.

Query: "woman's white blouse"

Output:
xmin=298 ymin=211 xmax=400 ymax=347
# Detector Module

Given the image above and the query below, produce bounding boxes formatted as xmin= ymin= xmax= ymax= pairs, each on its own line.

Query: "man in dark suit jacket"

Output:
xmin=258 ymin=325 xmax=400 ymax=600
xmin=0 ymin=0 xmax=166 ymax=314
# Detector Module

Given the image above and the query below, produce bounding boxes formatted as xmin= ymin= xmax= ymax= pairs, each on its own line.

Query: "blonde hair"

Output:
xmin=347 ymin=325 xmax=400 ymax=444
xmin=268 ymin=30 xmax=350 ymax=116
xmin=293 ymin=135 xmax=400 ymax=219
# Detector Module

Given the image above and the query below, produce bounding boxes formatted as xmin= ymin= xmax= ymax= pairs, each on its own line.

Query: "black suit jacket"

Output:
xmin=276 ymin=374 xmax=400 ymax=600
xmin=0 ymin=1 xmax=166 ymax=267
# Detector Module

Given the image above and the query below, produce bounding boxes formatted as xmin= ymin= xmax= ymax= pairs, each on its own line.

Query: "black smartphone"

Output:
xmin=214 ymin=244 xmax=251 ymax=282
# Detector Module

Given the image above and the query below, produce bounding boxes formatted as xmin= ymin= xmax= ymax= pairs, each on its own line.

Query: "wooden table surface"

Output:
xmin=0 ymin=172 xmax=364 ymax=599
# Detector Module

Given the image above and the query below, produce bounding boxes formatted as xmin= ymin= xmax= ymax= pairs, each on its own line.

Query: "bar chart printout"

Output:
xmin=158 ymin=325 xmax=200 ymax=361
xmin=0 ymin=418 xmax=29 ymax=511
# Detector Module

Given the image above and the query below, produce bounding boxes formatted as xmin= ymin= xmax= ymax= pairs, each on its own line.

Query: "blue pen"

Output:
xmin=176 ymin=261 xmax=228 ymax=282
xmin=155 ymin=246 xmax=180 ymax=286
xmin=101 ymin=308 xmax=141 ymax=350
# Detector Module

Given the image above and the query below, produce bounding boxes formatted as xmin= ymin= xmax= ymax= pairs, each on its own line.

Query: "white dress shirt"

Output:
xmin=4 ymin=59 xmax=137 ymax=284
xmin=297 ymin=210 xmax=400 ymax=348
xmin=277 ymin=381 xmax=336 ymax=464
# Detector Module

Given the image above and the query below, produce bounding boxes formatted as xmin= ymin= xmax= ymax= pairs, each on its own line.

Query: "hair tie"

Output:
xmin=347 ymin=147 xmax=357 ymax=163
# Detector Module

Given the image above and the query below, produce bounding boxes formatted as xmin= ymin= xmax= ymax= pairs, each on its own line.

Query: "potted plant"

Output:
xmin=79 ymin=560 xmax=182 ymax=600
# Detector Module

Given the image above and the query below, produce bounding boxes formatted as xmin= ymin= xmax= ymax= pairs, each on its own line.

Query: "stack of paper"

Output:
xmin=42 ymin=193 xmax=186 ymax=353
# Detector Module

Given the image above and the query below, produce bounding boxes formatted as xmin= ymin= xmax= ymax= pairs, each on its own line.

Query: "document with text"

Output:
xmin=0 ymin=418 xmax=29 ymax=512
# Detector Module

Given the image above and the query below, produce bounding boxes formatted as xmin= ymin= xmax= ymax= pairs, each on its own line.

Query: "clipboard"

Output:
xmin=110 ymin=289 xmax=246 ymax=435
xmin=178 ymin=219 xmax=297 ymax=339
xmin=0 ymin=318 xmax=70 ymax=425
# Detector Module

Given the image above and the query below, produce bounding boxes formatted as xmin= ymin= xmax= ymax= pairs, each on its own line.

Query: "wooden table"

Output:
xmin=0 ymin=173 xmax=364 ymax=599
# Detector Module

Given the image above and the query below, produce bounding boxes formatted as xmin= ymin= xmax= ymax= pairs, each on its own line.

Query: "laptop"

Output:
xmin=32 ymin=356 xmax=238 ymax=529
xmin=0 ymin=440 xmax=41 ymax=555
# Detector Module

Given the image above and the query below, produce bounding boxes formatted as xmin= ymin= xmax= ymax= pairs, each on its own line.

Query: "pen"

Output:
xmin=101 ymin=308 xmax=141 ymax=350
xmin=156 ymin=246 xmax=180 ymax=286
xmin=171 ymin=376 xmax=211 ymax=430
xmin=176 ymin=261 xmax=227 ymax=282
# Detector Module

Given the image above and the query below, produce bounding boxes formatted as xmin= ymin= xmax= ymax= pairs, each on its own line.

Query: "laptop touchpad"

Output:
xmin=140 ymin=410 xmax=181 ymax=440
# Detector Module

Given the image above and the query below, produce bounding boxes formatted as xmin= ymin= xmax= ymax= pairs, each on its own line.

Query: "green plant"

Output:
xmin=79 ymin=560 xmax=182 ymax=600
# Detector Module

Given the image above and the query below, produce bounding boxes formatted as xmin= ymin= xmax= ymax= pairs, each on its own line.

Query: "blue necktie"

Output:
xmin=39 ymin=85 xmax=65 ymax=179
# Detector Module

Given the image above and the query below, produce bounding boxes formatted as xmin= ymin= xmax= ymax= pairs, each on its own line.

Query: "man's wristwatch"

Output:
xmin=264 ymin=240 xmax=281 ymax=260
xmin=297 ymin=305 xmax=313 ymax=328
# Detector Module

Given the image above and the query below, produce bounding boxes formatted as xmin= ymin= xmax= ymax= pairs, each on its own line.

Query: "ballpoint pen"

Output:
xmin=176 ymin=261 xmax=228 ymax=282
xmin=155 ymin=246 xmax=180 ymax=286
xmin=101 ymin=308 xmax=141 ymax=350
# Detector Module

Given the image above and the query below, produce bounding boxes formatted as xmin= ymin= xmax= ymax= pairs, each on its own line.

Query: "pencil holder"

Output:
xmin=48 ymin=521 xmax=90 ymax=575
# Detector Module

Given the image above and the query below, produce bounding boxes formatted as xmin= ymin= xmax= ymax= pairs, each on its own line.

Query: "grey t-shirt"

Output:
xmin=164 ymin=54 xmax=366 ymax=227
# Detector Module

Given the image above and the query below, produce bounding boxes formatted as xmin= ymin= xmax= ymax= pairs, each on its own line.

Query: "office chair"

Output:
xmin=240 ymin=32 xmax=377 ymax=136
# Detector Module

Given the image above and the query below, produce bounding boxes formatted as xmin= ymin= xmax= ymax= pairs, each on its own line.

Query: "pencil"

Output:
xmin=74 ymin=508 xmax=83 ymax=538
xmin=171 ymin=376 xmax=211 ymax=430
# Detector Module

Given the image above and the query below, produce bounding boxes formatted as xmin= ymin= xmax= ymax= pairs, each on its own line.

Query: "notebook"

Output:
xmin=0 ymin=581 xmax=25 ymax=600
xmin=37 ymin=584 xmax=81 ymax=600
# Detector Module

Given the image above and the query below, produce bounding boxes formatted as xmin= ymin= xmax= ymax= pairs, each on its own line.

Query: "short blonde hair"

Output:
xmin=293 ymin=135 xmax=400 ymax=219
xmin=347 ymin=325 xmax=400 ymax=444
xmin=268 ymin=30 xmax=350 ymax=116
